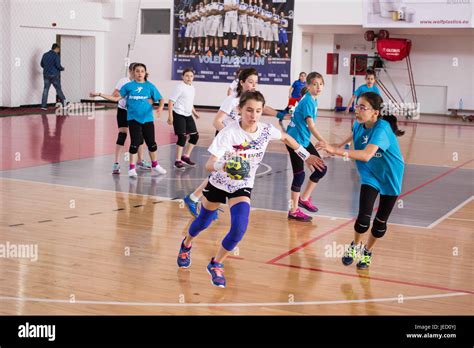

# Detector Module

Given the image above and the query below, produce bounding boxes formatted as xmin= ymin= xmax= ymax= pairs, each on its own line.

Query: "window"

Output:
xmin=141 ymin=9 xmax=170 ymax=34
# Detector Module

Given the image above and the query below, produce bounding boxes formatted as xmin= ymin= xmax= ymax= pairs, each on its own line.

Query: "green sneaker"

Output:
xmin=356 ymin=249 xmax=372 ymax=269
xmin=342 ymin=241 xmax=360 ymax=266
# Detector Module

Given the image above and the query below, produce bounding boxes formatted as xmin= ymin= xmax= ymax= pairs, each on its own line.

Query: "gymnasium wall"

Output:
xmin=1 ymin=0 xmax=108 ymax=107
xmin=330 ymin=31 xmax=474 ymax=112
xmin=1 ymin=0 xmax=472 ymax=113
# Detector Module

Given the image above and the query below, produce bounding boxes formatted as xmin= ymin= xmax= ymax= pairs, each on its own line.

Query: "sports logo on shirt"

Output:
xmin=362 ymin=135 xmax=369 ymax=144
xmin=135 ymin=87 xmax=143 ymax=93
xmin=232 ymin=140 xmax=253 ymax=151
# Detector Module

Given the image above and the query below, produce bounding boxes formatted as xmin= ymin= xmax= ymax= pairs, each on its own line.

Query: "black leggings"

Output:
xmin=356 ymin=184 xmax=398 ymax=238
xmin=286 ymin=142 xmax=328 ymax=192
xmin=128 ymin=120 xmax=157 ymax=155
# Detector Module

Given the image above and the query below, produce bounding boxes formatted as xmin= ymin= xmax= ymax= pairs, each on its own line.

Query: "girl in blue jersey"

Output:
xmin=345 ymin=69 xmax=381 ymax=114
xmin=90 ymin=63 xmax=167 ymax=177
xmin=285 ymin=72 xmax=328 ymax=222
xmin=318 ymin=92 xmax=405 ymax=269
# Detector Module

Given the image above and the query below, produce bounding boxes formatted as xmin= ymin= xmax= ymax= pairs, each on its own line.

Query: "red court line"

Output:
xmin=272 ymin=262 xmax=474 ymax=295
xmin=266 ymin=158 xmax=474 ymax=265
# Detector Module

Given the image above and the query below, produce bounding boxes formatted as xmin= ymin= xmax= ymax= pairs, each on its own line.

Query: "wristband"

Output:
xmin=276 ymin=110 xmax=286 ymax=120
xmin=295 ymin=145 xmax=310 ymax=161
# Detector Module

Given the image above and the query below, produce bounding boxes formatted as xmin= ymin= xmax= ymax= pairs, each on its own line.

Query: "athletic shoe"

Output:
xmin=174 ymin=160 xmax=185 ymax=170
xmin=181 ymin=156 xmax=196 ymax=167
xmin=288 ymin=208 xmax=312 ymax=222
xmin=356 ymin=248 xmax=372 ymax=269
xmin=206 ymin=258 xmax=226 ymax=288
xmin=177 ymin=239 xmax=192 ymax=268
xmin=184 ymin=194 xmax=199 ymax=217
xmin=298 ymin=197 xmax=319 ymax=213
xmin=342 ymin=241 xmax=360 ymax=266
xmin=128 ymin=168 xmax=138 ymax=177
xmin=112 ymin=163 xmax=120 ymax=174
xmin=152 ymin=164 xmax=167 ymax=175
xmin=138 ymin=159 xmax=152 ymax=170
xmin=40 ymin=107 xmax=48 ymax=111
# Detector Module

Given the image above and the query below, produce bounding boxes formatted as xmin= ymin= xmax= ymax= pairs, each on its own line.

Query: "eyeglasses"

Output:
xmin=355 ymin=105 xmax=373 ymax=112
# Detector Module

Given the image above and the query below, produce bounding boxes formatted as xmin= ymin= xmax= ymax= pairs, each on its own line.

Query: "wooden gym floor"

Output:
xmin=0 ymin=108 xmax=472 ymax=315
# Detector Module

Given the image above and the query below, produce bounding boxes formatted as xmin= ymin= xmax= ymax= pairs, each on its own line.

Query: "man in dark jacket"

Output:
xmin=40 ymin=43 xmax=66 ymax=110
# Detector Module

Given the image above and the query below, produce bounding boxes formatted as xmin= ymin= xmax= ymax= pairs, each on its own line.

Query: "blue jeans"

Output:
xmin=41 ymin=74 xmax=66 ymax=108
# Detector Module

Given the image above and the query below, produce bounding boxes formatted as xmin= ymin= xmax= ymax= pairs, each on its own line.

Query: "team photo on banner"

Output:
xmin=172 ymin=0 xmax=295 ymax=85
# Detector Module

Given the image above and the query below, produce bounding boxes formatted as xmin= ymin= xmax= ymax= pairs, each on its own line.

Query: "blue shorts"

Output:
xmin=179 ymin=26 xmax=186 ymax=39
xmin=279 ymin=29 xmax=288 ymax=45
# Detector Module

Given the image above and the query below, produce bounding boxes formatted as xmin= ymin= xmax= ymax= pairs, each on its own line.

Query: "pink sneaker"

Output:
xmin=288 ymin=208 xmax=313 ymax=222
xmin=298 ymin=197 xmax=319 ymax=213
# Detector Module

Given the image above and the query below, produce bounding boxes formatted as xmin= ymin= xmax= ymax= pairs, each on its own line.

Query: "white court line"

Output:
xmin=0 ymin=177 xmax=172 ymax=202
xmin=446 ymin=217 xmax=474 ymax=222
xmin=0 ymin=292 xmax=469 ymax=308
xmin=427 ymin=196 xmax=474 ymax=229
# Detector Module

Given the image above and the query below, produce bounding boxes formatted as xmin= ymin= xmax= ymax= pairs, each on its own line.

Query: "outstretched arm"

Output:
xmin=89 ymin=92 xmax=121 ymax=103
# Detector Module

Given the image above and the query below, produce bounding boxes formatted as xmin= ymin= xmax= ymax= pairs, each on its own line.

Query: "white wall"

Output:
xmin=329 ymin=32 xmax=474 ymax=111
xmin=2 ymin=0 xmax=473 ymax=114
xmin=1 ymin=0 xmax=108 ymax=107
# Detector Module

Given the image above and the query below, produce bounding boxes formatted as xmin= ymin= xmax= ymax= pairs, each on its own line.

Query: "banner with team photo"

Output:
xmin=172 ymin=0 xmax=295 ymax=85
xmin=363 ymin=0 xmax=472 ymax=28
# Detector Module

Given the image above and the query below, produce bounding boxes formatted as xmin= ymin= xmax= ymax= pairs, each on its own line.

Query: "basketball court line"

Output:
xmin=427 ymin=196 xmax=474 ymax=229
xmin=265 ymin=158 xmax=474 ymax=264
xmin=0 ymin=292 xmax=468 ymax=308
xmin=270 ymin=263 xmax=474 ymax=295
xmin=263 ymin=159 xmax=473 ymax=297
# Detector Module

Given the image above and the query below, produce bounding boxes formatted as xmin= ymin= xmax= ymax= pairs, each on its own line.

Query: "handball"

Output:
xmin=225 ymin=156 xmax=251 ymax=180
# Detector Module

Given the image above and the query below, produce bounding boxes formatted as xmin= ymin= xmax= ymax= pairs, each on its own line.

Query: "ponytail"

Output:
xmin=360 ymin=92 xmax=405 ymax=137
xmin=382 ymin=115 xmax=405 ymax=137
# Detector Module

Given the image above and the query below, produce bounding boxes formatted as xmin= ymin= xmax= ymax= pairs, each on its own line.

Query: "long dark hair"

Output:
xmin=236 ymin=68 xmax=258 ymax=97
xmin=360 ymin=92 xmax=405 ymax=136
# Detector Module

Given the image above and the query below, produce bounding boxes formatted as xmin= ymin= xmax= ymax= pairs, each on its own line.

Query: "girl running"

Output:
xmin=184 ymin=67 xmax=287 ymax=218
xmin=317 ymin=92 xmax=405 ymax=269
xmin=177 ymin=90 xmax=325 ymax=288
xmin=167 ymin=68 xmax=200 ymax=170
xmin=285 ymin=72 xmax=328 ymax=222
xmin=90 ymin=63 xmax=167 ymax=177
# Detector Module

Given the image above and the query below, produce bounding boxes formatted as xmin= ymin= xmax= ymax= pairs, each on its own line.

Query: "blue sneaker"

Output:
xmin=206 ymin=258 xmax=226 ymax=288
xmin=183 ymin=195 xmax=199 ymax=217
xmin=177 ymin=239 xmax=192 ymax=268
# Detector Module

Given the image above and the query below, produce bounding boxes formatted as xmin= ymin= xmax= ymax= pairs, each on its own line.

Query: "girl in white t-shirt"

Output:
xmin=167 ymin=68 xmax=200 ymax=170
xmin=177 ymin=90 xmax=325 ymax=288
xmin=184 ymin=68 xmax=287 ymax=219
